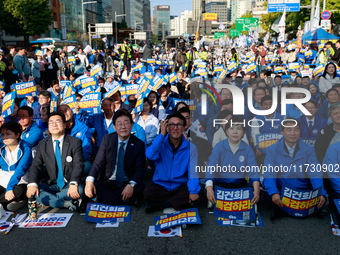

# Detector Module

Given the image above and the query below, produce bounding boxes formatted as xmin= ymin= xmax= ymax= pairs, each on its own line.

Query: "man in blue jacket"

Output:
xmin=323 ymin=140 xmax=340 ymax=223
xmin=144 ymin=112 xmax=200 ymax=213
xmin=58 ymin=104 xmax=93 ymax=175
xmin=263 ymin=118 xmax=327 ymax=220
xmin=17 ymin=106 xmax=44 ymax=149
xmin=298 ymin=100 xmax=327 ymax=141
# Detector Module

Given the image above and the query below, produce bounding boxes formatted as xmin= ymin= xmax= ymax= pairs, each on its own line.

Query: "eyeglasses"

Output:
xmin=48 ymin=119 xmax=63 ymax=126
xmin=115 ymin=121 xmax=131 ymax=128
xmin=168 ymin=123 xmax=184 ymax=129
xmin=18 ymin=115 xmax=29 ymax=119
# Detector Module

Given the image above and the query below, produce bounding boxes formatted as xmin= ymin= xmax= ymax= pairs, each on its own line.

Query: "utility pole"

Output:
xmin=88 ymin=24 xmax=91 ymax=47
xmin=323 ymin=0 xmax=326 ymax=12
xmin=310 ymin=0 xmax=316 ymax=23
xmin=162 ymin=22 xmax=165 ymax=41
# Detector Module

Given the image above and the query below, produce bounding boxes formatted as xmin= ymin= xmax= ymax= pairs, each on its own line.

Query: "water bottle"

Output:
xmin=28 ymin=196 xmax=38 ymax=220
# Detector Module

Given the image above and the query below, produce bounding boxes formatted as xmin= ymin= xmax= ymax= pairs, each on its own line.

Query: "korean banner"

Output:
xmin=63 ymin=95 xmax=77 ymax=113
xmin=144 ymin=72 xmax=153 ymax=80
xmin=79 ymin=77 xmax=98 ymax=89
xmin=104 ymin=84 xmax=121 ymax=98
xmin=74 ymin=74 xmax=87 ymax=87
xmin=85 ymin=203 xmax=131 ymax=223
xmin=154 ymin=208 xmax=202 ymax=231
xmin=50 ymin=91 xmax=58 ymax=112
xmin=0 ymin=81 xmax=4 ymax=90
xmin=90 ymin=63 xmax=104 ymax=77
xmin=60 ymin=80 xmax=72 ymax=91
xmin=169 ymin=72 xmax=179 ymax=84
xmin=19 ymin=213 xmax=73 ymax=228
xmin=68 ymin=56 xmax=76 ymax=64
xmin=78 ymin=92 xmax=101 ymax=114
xmin=256 ymin=133 xmax=283 ymax=154
xmin=84 ymin=45 xmax=92 ymax=54
xmin=216 ymin=214 xmax=264 ymax=227
xmin=15 ymin=81 xmax=38 ymax=98
xmin=2 ymin=92 xmax=15 ymax=118
xmin=280 ymin=184 xmax=321 ymax=217
xmin=214 ymin=186 xmax=256 ymax=222
xmin=78 ymin=86 xmax=94 ymax=96
xmin=119 ymin=84 xmax=138 ymax=97
xmin=173 ymin=98 xmax=197 ymax=111
xmin=147 ymin=58 xmax=156 ymax=64
xmin=132 ymin=98 xmax=144 ymax=114
xmin=301 ymin=138 xmax=316 ymax=147
xmin=152 ymin=75 xmax=165 ymax=92
xmin=35 ymin=49 xmax=44 ymax=57
xmin=137 ymin=77 xmax=151 ymax=97
xmin=63 ymin=84 xmax=76 ymax=100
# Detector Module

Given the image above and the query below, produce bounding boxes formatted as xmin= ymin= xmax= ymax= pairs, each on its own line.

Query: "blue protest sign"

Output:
xmin=85 ymin=203 xmax=131 ymax=223
xmin=154 ymin=208 xmax=202 ymax=231
xmin=214 ymin=186 xmax=256 ymax=221
xmin=280 ymin=183 xmax=322 ymax=217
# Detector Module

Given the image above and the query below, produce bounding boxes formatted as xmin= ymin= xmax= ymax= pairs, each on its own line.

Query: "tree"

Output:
xmin=0 ymin=0 xmax=52 ymax=45
xmin=261 ymin=0 xmax=340 ymax=36
xmin=151 ymin=34 xmax=159 ymax=45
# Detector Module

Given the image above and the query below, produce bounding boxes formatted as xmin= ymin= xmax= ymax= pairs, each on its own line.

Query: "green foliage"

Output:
xmin=0 ymin=0 xmax=52 ymax=44
xmin=261 ymin=0 xmax=340 ymax=35
xmin=151 ymin=34 xmax=159 ymax=45
xmin=118 ymin=19 xmax=128 ymax=29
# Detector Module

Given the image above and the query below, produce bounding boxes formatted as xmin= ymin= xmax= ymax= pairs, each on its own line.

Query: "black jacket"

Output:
xmin=314 ymin=123 xmax=336 ymax=164
xmin=28 ymin=135 xmax=84 ymax=185
xmin=88 ymin=133 xmax=146 ymax=185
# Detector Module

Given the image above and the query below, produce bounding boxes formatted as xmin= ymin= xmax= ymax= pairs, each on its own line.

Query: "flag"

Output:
xmin=311 ymin=0 xmax=320 ymax=34
xmin=304 ymin=21 xmax=310 ymax=34
xmin=219 ymin=22 xmax=225 ymax=31
xmin=189 ymin=120 xmax=208 ymax=140
xmin=278 ymin=9 xmax=286 ymax=42
xmin=296 ymin=26 xmax=302 ymax=52
xmin=102 ymin=37 xmax=107 ymax=43
xmin=271 ymin=15 xmax=282 ymax=33
xmin=110 ymin=37 xmax=114 ymax=46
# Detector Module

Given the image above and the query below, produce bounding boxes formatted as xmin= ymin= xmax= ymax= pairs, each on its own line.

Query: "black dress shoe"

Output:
xmin=145 ymin=202 xmax=162 ymax=213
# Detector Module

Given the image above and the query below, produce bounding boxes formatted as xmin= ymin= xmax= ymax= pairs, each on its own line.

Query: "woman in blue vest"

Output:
xmin=206 ymin=116 xmax=260 ymax=207
xmin=0 ymin=121 xmax=32 ymax=211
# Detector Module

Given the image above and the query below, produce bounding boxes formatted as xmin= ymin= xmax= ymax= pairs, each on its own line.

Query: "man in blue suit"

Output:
xmin=85 ymin=109 xmax=146 ymax=205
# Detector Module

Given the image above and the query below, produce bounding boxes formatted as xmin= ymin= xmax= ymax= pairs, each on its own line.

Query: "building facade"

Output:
xmin=192 ymin=0 xmax=201 ymax=21
xmin=152 ymin=5 xmax=170 ymax=40
xmin=205 ymin=0 xmax=230 ymax=22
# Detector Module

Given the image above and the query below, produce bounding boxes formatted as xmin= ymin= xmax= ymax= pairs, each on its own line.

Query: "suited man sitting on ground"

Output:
xmin=26 ymin=112 xmax=84 ymax=211
xmin=84 ymin=109 xmax=146 ymax=205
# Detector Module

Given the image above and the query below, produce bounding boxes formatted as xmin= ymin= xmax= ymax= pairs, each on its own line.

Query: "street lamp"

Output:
xmin=115 ymin=12 xmax=126 ymax=44
xmin=135 ymin=21 xmax=144 ymax=31
xmin=82 ymin=0 xmax=97 ymax=47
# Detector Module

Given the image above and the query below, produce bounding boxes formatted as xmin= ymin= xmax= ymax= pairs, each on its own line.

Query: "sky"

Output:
xmin=150 ymin=0 xmax=192 ymax=17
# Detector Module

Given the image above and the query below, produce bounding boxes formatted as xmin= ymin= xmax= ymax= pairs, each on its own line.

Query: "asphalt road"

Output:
xmin=1 ymin=170 xmax=339 ymax=255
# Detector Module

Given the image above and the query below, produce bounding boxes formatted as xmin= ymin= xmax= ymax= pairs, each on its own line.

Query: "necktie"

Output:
xmin=55 ymin=140 xmax=65 ymax=189
xmin=116 ymin=142 xmax=125 ymax=187
xmin=308 ymin=121 xmax=313 ymax=132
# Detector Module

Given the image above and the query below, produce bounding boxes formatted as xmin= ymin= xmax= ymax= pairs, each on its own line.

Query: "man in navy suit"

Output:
xmin=85 ymin=109 xmax=146 ymax=205
xmin=26 ymin=112 xmax=84 ymax=210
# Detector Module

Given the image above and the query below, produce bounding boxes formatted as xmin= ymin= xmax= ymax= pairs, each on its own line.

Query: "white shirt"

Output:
xmin=105 ymin=115 xmax=113 ymax=129
xmin=47 ymin=55 xmax=53 ymax=69
xmin=52 ymin=135 xmax=65 ymax=154
xmin=306 ymin=116 xmax=315 ymax=127
xmin=5 ymin=145 xmax=20 ymax=166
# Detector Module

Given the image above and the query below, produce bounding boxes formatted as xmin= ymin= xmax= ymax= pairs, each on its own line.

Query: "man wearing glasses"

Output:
xmin=26 ymin=112 xmax=84 ymax=211
xmin=84 ymin=109 xmax=146 ymax=205
xmin=144 ymin=112 xmax=200 ymax=214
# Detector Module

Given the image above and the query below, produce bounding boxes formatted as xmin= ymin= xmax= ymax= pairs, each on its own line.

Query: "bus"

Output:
xmin=29 ymin=38 xmax=79 ymax=50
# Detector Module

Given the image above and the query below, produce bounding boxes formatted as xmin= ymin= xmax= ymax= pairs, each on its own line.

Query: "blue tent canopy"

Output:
xmin=302 ymin=28 xmax=340 ymax=41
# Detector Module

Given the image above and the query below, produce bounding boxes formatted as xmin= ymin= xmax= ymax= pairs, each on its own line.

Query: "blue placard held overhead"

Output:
xmin=267 ymin=0 xmax=300 ymax=13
